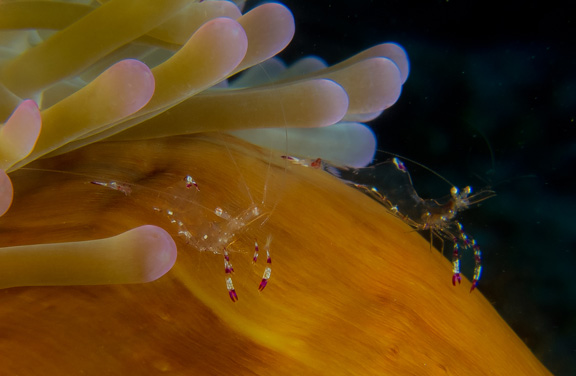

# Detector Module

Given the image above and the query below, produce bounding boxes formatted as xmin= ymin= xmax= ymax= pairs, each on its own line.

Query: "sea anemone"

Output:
xmin=0 ymin=1 xmax=549 ymax=374
xmin=0 ymin=0 xmax=407 ymax=286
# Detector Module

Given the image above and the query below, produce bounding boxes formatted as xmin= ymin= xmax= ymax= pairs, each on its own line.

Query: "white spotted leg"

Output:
xmin=257 ymin=236 xmax=272 ymax=292
xmin=223 ymin=247 xmax=238 ymax=302
xmin=451 ymin=240 xmax=462 ymax=286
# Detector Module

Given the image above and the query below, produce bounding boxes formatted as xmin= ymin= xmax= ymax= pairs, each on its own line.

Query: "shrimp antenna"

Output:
xmin=464 ymin=122 xmax=496 ymax=187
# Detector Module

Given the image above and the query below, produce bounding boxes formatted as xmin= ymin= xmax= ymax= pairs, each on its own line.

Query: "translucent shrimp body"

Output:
xmin=288 ymin=155 xmax=495 ymax=291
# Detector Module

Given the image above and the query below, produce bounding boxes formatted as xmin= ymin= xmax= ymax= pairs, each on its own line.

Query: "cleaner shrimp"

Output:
xmin=283 ymin=154 xmax=495 ymax=291
xmin=13 ymin=133 xmax=287 ymax=302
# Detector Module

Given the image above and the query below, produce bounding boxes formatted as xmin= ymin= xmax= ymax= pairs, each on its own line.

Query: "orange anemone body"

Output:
xmin=0 ymin=135 xmax=550 ymax=375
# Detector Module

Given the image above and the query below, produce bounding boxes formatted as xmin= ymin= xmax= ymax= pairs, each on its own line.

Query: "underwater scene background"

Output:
xmin=266 ymin=0 xmax=574 ymax=374
xmin=0 ymin=0 xmax=570 ymax=373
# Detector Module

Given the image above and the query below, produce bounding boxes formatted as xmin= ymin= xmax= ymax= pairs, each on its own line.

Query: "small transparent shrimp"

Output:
xmin=151 ymin=181 xmax=275 ymax=302
xmin=41 ymin=165 xmax=276 ymax=302
xmin=285 ymin=154 xmax=494 ymax=291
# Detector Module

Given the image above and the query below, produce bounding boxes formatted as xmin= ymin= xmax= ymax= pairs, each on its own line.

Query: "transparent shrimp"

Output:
xmin=117 ymin=153 xmax=280 ymax=302
xmin=20 ymin=135 xmax=285 ymax=302
xmin=285 ymin=154 xmax=494 ymax=291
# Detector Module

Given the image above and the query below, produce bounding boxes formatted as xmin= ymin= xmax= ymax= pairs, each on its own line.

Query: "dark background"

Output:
xmin=246 ymin=0 xmax=576 ymax=374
